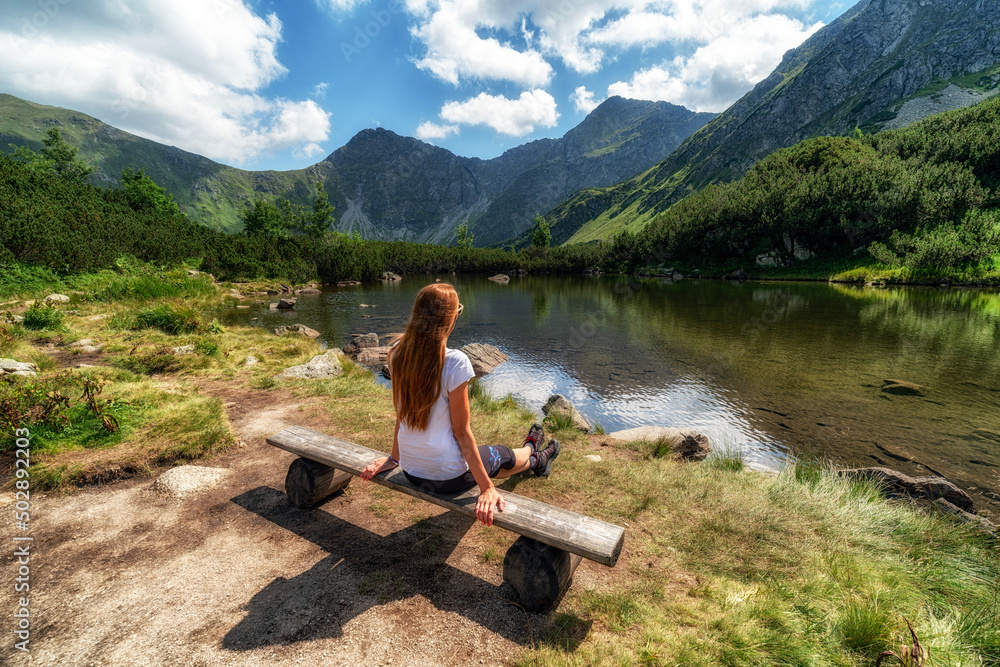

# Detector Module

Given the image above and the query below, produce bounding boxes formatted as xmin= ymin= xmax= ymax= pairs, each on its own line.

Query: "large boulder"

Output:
xmin=274 ymin=324 xmax=321 ymax=339
xmin=487 ymin=274 xmax=510 ymax=284
xmin=381 ymin=271 xmax=402 ymax=282
xmin=276 ymin=298 xmax=297 ymax=310
xmin=542 ymin=394 xmax=591 ymax=433
xmin=294 ymin=288 xmax=322 ymax=295
xmin=0 ymin=358 xmax=38 ymax=377
xmin=609 ymin=426 xmax=712 ymax=461
xmin=343 ymin=333 xmax=380 ymax=356
xmin=43 ymin=293 xmax=70 ymax=303
xmin=276 ymin=350 xmax=344 ymax=380
xmin=839 ymin=467 xmax=976 ymax=512
xmin=460 ymin=343 xmax=508 ymax=377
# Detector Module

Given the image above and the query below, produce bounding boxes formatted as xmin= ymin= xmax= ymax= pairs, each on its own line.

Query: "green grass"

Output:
xmin=514 ymin=453 xmax=1000 ymax=666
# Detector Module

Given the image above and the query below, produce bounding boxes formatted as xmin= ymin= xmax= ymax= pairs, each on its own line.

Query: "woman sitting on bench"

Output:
xmin=360 ymin=282 xmax=560 ymax=526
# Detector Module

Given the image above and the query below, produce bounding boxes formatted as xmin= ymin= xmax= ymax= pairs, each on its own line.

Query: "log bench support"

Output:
xmin=285 ymin=457 xmax=353 ymax=509
xmin=268 ymin=425 xmax=625 ymax=612
xmin=503 ymin=537 xmax=584 ymax=611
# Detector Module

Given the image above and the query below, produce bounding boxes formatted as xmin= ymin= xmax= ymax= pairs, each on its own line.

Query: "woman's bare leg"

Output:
xmin=493 ymin=446 xmax=532 ymax=479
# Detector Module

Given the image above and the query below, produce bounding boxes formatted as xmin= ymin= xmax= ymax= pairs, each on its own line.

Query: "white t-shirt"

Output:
xmin=395 ymin=347 xmax=475 ymax=480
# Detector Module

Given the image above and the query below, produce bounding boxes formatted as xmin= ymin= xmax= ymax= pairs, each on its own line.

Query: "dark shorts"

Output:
xmin=403 ymin=445 xmax=515 ymax=494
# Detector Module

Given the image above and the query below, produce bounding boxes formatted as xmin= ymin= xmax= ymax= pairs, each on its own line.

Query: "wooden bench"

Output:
xmin=267 ymin=425 xmax=626 ymax=611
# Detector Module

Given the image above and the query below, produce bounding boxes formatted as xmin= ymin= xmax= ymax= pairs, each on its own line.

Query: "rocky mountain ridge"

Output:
xmin=0 ymin=93 xmax=714 ymax=244
xmin=547 ymin=0 xmax=1000 ymax=245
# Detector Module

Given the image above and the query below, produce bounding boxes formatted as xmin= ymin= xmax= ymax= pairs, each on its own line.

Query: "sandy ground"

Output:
xmin=0 ymin=384 xmax=611 ymax=666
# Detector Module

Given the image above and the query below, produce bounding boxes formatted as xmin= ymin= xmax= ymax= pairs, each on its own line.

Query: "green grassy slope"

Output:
xmin=0 ymin=94 xmax=335 ymax=233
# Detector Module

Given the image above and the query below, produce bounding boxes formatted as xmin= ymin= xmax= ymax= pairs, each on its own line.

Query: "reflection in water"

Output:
xmin=220 ymin=276 xmax=1000 ymax=518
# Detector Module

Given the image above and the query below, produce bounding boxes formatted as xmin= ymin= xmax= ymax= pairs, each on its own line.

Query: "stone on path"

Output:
xmin=276 ymin=350 xmax=344 ymax=380
xmin=70 ymin=339 xmax=103 ymax=354
xmin=0 ymin=358 xmax=38 ymax=377
xmin=152 ymin=466 xmax=231 ymax=498
xmin=43 ymin=293 xmax=71 ymax=303
xmin=609 ymin=426 xmax=712 ymax=462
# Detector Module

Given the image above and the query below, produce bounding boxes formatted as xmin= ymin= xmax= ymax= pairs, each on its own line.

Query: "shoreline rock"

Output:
xmin=276 ymin=350 xmax=344 ymax=380
xmin=839 ymin=467 xmax=976 ymax=513
xmin=542 ymin=394 xmax=591 ymax=433
xmin=459 ymin=343 xmax=508 ymax=377
xmin=608 ymin=426 xmax=712 ymax=462
xmin=274 ymin=324 xmax=321 ymax=339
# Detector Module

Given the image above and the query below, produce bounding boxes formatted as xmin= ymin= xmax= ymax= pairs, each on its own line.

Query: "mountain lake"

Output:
xmin=220 ymin=275 xmax=1000 ymax=520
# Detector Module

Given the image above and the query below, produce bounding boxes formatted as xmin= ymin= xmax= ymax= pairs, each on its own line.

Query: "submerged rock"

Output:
xmin=881 ymin=379 xmax=924 ymax=396
xmin=487 ymin=274 xmax=510 ymax=284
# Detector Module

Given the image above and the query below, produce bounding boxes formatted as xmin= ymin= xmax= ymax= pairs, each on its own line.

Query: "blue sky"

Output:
xmin=0 ymin=0 xmax=847 ymax=170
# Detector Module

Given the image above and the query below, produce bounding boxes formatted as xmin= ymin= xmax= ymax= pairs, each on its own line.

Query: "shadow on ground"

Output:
xmin=224 ymin=485 xmax=554 ymax=650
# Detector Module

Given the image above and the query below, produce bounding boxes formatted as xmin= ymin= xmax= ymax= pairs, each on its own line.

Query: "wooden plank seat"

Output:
xmin=267 ymin=425 xmax=626 ymax=610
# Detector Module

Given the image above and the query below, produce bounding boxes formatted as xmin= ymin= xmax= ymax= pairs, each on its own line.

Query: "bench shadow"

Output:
xmin=223 ymin=486 xmax=537 ymax=650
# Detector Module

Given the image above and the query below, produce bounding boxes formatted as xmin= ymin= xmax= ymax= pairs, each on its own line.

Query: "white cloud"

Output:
xmin=571 ymin=86 xmax=600 ymax=114
xmin=315 ymin=0 xmax=370 ymax=13
xmin=439 ymin=90 xmax=558 ymax=136
xmin=411 ymin=1 xmax=552 ymax=87
xmin=313 ymin=82 xmax=330 ymax=98
xmin=0 ymin=0 xmax=331 ymax=165
xmin=406 ymin=1 xmax=824 ymax=88
xmin=606 ymin=13 xmax=823 ymax=111
xmin=415 ymin=121 xmax=460 ymax=141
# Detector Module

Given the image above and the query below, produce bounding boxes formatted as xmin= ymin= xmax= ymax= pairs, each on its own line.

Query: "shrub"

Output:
xmin=868 ymin=208 xmax=1000 ymax=270
xmin=22 ymin=303 xmax=64 ymax=330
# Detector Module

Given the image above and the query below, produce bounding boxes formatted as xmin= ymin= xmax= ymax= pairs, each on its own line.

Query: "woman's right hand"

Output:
xmin=476 ymin=485 xmax=505 ymax=526
xmin=360 ymin=456 xmax=395 ymax=480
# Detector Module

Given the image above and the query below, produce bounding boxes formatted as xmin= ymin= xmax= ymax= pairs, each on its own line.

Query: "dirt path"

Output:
xmin=0 ymin=382 xmax=608 ymax=666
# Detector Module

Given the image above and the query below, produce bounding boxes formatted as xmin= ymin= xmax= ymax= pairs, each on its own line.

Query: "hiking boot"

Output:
xmin=532 ymin=438 xmax=561 ymax=477
xmin=522 ymin=423 xmax=545 ymax=453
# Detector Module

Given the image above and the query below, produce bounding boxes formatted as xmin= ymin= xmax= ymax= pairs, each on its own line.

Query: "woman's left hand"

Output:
xmin=360 ymin=456 xmax=396 ymax=481
xmin=476 ymin=486 xmax=505 ymax=526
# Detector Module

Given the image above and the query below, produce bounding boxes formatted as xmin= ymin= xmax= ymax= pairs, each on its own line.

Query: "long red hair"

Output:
xmin=389 ymin=283 xmax=461 ymax=431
